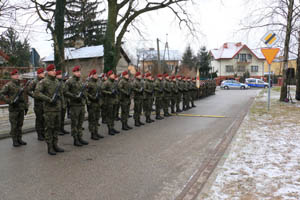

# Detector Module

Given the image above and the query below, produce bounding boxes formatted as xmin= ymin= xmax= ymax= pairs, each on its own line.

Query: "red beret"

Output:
xmin=145 ymin=73 xmax=151 ymax=77
xmin=107 ymin=70 xmax=114 ymax=76
xmin=46 ymin=64 xmax=55 ymax=72
xmin=10 ymin=69 xmax=18 ymax=75
xmin=157 ymin=74 xmax=163 ymax=78
xmin=171 ymin=76 xmax=175 ymax=80
xmin=176 ymin=75 xmax=181 ymax=78
xmin=89 ymin=69 xmax=97 ymax=77
xmin=122 ymin=70 xmax=128 ymax=76
xmin=72 ymin=65 xmax=80 ymax=72
xmin=37 ymin=68 xmax=44 ymax=75
xmin=142 ymin=74 xmax=145 ymax=78
xmin=135 ymin=72 xmax=141 ymax=77
xmin=192 ymin=78 xmax=195 ymax=80
xmin=164 ymin=73 xmax=169 ymax=77
xmin=182 ymin=76 xmax=186 ymax=79
xmin=56 ymin=70 xmax=62 ymax=75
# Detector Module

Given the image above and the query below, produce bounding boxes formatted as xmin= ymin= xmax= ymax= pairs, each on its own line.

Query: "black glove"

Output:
xmin=24 ymin=109 xmax=28 ymax=116
xmin=140 ymin=88 xmax=144 ymax=93
xmin=112 ymin=89 xmax=116 ymax=95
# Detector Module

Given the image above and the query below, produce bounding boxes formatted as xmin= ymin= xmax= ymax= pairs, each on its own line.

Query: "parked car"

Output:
xmin=245 ymin=78 xmax=269 ymax=88
xmin=220 ymin=80 xmax=250 ymax=90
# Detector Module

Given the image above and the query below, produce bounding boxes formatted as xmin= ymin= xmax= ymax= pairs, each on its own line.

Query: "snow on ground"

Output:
xmin=201 ymin=87 xmax=300 ymax=200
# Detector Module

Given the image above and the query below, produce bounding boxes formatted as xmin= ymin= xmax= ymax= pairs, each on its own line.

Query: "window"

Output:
xmin=239 ymin=54 xmax=247 ymax=62
xmin=251 ymin=65 xmax=258 ymax=72
xmin=247 ymin=54 xmax=252 ymax=60
xmin=226 ymin=65 xmax=234 ymax=72
xmin=258 ymin=80 xmax=264 ymax=84
xmin=234 ymin=54 xmax=239 ymax=59
xmin=237 ymin=66 xmax=245 ymax=72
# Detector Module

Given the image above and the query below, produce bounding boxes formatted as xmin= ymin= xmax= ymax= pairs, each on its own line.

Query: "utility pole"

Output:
xmin=157 ymin=38 xmax=161 ymax=74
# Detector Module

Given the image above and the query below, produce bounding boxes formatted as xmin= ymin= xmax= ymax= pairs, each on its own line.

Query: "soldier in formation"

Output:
xmin=1 ymin=65 xmax=216 ymax=154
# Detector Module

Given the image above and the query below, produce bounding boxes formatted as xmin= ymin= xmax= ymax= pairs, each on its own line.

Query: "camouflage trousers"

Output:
xmin=61 ymin=107 xmax=67 ymax=130
xmin=121 ymin=99 xmax=130 ymax=123
xmin=183 ymin=92 xmax=189 ymax=108
xmin=9 ymin=110 xmax=24 ymax=138
xmin=70 ymin=105 xmax=85 ymax=137
xmin=105 ymin=103 xmax=116 ymax=129
xmin=163 ymin=96 xmax=171 ymax=114
xmin=155 ymin=97 xmax=163 ymax=116
xmin=134 ymin=98 xmax=142 ymax=121
xmin=44 ymin=111 xmax=60 ymax=144
xmin=34 ymin=104 xmax=45 ymax=136
xmin=176 ymin=93 xmax=182 ymax=111
xmin=170 ymin=96 xmax=176 ymax=112
xmin=143 ymin=98 xmax=152 ymax=118
xmin=88 ymin=104 xmax=100 ymax=134
xmin=115 ymin=103 xmax=120 ymax=119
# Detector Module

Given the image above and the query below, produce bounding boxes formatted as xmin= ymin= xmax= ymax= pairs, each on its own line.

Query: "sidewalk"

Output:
xmin=198 ymin=87 xmax=300 ymax=200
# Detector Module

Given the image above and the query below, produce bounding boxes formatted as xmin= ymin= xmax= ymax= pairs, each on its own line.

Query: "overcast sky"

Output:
xmin=2 ymin=0 xmax=269 ymax=59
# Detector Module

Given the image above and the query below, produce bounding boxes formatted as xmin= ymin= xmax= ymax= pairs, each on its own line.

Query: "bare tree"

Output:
xmin=0 ymin=0 xmax=28 ymax=29
xmin=30 ymin=0 xmax=66 ymax=71
xmin=241 ymin=0 xmax=300 ymax=101
xmin=103 ymin=0 xmax=195 ymax=72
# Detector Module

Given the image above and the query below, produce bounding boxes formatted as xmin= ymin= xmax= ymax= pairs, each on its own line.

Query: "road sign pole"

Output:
xmin=268 ymin=63 xmax=271 ymax=111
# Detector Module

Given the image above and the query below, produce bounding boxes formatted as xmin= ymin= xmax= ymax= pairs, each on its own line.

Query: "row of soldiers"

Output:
xmin=0 ymin=64 xmax=216 ymax=155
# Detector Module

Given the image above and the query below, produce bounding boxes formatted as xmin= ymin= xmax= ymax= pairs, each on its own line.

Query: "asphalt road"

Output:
xmin=0 ymin=88 xmax=259 ymax=200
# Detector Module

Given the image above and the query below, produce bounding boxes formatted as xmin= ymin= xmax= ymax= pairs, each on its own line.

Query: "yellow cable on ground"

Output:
xmin=171 ymin=113 xmax=226 ymax=118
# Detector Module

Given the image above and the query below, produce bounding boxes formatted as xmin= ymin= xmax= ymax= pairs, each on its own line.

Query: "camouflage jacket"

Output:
xmin=144 ymin=79 xmax=154 ymax=98
xmin=118 ymin=77 xmax=131 ymax=101
xmin=86 ymin=77 xmax=102 ymax=107
xmin=34 ymin=75 xmax=62 ymax=112
xmin=101 ymin=77 xmax=118 ymax=104
xmin=177 ymin=80 xmax=184 ymax=93
xmin=163 ymin=79 xmax=172 ymax=97
xmin=27 ymin=77 xmax=44 ymax=107
xmin=0 ymin=79 xmax=28 ymax=112
xmin=154 ymin=79 xmax=164 ymax=98
xmin=170 ymin=81 xmax=178 ymax=95
xmin=132 ymin=78 xmax=143 ymax=100
xmin=65 ymin=76 xmax=87 ymax=107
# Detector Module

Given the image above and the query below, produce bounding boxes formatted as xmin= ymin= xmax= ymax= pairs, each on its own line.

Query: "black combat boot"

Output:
xmin=192 ymin=104 xmax=196 ymax=107
xmin=61 ymin=129 xmax=70 ymax=134
xmin=150 ymin=118 xmax=155 ymax=122
xmin=112 ymin=128 xmax=120 ymax=134
xmin=78 ymin=136 xmax=89 ymax=145
xmin=73 ymin=136 xmax=83 ymax=147
xmin=126 ymin=121 xmax=133 ymax=130
xmin=156 ymin=115 xmax=162 ymax=120
xmin=96 ymin=132 xmax=104 ymax=138
xmin=17 ymin=136 xmax=27 ymax=145
xmin=12 ymin=138 xmax=21 ymax=147
xmin=53 ymin=142 xmax=64 ymax=153
xmin=47 ymin=143 xmax=56 ymax=155
xmin=91 ymin=132 xmax=99 ymax=140
xmin=138 ymin=119 xmax=145 ymax=125
xmin=37 ymin=132 xmax=45 ymax=141
xmin=108 ymin=126 xmax=115 ymax=135
xmin=122 ymin=122 xmax=129 ymax=131
xmin=135 ymin=120 xmax=141 ymax=127
xmin=176 ymin=108 xmax=182 ymax=113
xmin=146 ymin=117 xmax=151 ymax=123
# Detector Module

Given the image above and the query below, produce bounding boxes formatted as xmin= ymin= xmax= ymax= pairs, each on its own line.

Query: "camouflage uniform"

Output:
xmin=65 ymin=75 xmax=89 ymax=146
xmin=86 ymin=77 xmax=103 ymax=140
xmin=162 ymin=79 xmax=171 ymax=116
xmin=34 ymin=75 xmax=64 ymax=154
xmin=132 ymin=78 xmax=144 ymax=126
xmin=101 ymin=77 xmax=119 ymax=135
xmin=114 ymin=79 xmax=121 ymax=121
xmin=176 ymin=79 xmax=183 ymax=112
xmin=143 ymin=78 xmax=154 ymax=123
xmin=0 ymin=79 xmax=28 ymax=147
xmin=59 ymin=79 xmax=69 ymax=135
xmin=170 ymin=79 xmax=178 ymax=113
xmin=118 ymin=77 xmax=132 ymax=130
xmin=28 ymin=77 xmax=45 ymax=140
xmin=154 ymin=78 xmax=164 ymax=119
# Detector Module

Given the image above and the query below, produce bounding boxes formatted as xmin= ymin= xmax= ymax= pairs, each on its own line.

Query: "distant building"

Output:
xmin=263 ymin=56 xmax=297 ymax=76
xmin=43 ymin=45 xmax=131 ymax=77
xmin=210 ymin=42 xmax=265 ymax=82
xmin=137 ymin=48 xmax=182 ymax=75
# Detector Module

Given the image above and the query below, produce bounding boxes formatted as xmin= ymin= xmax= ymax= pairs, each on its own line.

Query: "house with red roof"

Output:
xmin=210 ymin=42 xmax=265 ymax=83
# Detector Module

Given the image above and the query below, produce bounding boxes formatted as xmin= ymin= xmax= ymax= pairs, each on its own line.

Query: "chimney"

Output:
xmin=223 ymin=43 xmax=228 ymax=48
xmin=235 ymin=42 xmax=242 ymax=47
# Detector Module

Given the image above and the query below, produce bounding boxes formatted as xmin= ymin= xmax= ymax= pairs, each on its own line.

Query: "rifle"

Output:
xmin=51 ymin=72 xmax=68 ymax=103
xmin=77 ymin=77 xmax=90 ymax=98
xmin=13 ymin=80 xmax=32 ymax=104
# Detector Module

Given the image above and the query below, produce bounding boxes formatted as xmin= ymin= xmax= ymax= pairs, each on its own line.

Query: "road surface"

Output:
xmin=0 ymin=88 xmax=259 ymax=200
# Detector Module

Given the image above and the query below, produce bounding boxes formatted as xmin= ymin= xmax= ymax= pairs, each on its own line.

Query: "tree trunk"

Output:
xmin=296 ymin=31 xmax=300 ymax=100
xmin=54 ymin=0 xmax=66 ymax=71
xmin=280 ymin=0 xmax=294 ymax=101
xmin=104 ymin=0 xmax=117 ymax=73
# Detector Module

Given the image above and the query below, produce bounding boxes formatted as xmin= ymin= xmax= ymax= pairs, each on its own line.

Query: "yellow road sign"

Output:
xmin=261 ymin=48 xmax=280 ymax=64
xmin=261 ymin=31 xmax=278 ymax=47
